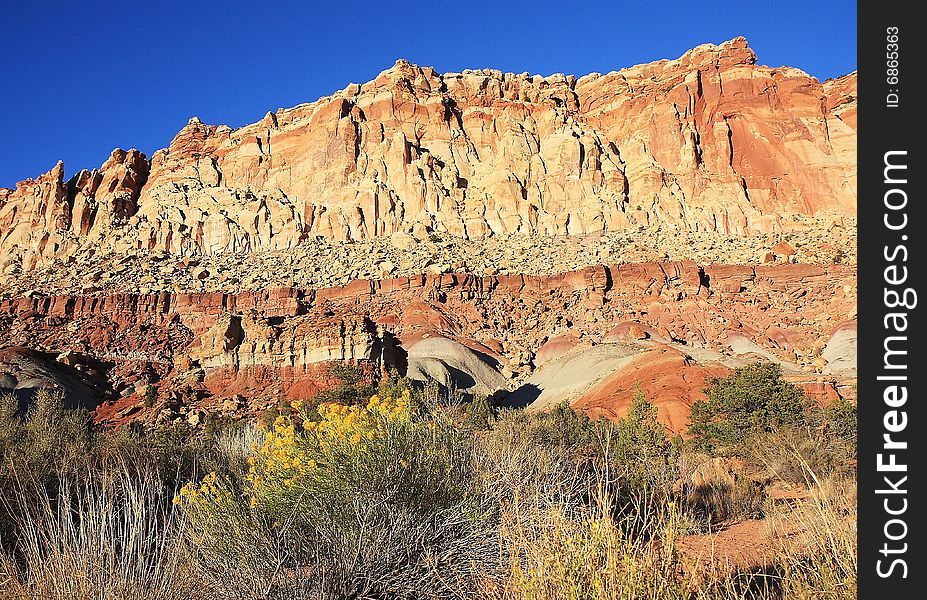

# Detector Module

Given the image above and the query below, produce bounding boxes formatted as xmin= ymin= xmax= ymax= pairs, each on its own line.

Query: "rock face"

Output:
xmin=0 ymin=262 xmax=855 ymax=429
xmin=0 ymin=151 xmax=149 ymax=271
xmin=0 ymin=38 xmax=857 ymax=431
xmin=1 ymin=38 xmax=855 ymax=270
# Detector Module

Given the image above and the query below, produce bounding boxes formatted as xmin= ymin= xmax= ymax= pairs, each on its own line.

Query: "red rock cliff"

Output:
xmin=0 ymin=38 xmax=856 ymax=267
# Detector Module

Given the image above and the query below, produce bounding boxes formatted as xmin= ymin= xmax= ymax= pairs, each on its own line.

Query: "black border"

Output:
xmin=858 ymin=1 xmax=924 ymax=596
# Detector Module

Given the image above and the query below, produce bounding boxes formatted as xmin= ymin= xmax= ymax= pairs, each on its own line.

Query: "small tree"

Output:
xmin=604 ymin=390 xmax=678 ymax=497
xmin=688 ymin=362 xmax=809 ymax=455
xmin=311 ymin=363 xmax=376 ymax=408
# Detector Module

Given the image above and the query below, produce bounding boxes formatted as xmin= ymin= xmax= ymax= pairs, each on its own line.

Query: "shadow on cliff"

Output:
xmin=0 ymin=347 xmax=113 ymax=415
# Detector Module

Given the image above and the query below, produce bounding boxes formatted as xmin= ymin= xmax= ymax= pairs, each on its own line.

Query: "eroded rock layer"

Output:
xmin=0 ymin=262 xmax=855 ymax=430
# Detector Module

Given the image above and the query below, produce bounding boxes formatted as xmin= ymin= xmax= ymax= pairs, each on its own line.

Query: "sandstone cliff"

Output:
xmin=1 ymin=38 xmax=856 ymax=271
xmin=0 ymin=38 xmax=857 ymax=430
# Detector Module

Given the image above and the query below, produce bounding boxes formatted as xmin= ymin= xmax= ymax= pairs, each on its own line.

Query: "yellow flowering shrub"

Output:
xmin=174 ymin=471 xmax=234 ymax=509
xmin=244 ymin=416 xmax=307 ymax=491
xmin=175 ymin=389 xmax=420 ymax=517
xmin=174 ymin=379 xmax=477 ymax=583
xmin=244 ymin=389 xmax=414 ymax=502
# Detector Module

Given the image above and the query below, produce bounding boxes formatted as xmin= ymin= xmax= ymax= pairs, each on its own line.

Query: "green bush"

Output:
xmin=813 ymin=396 xmax=857 ymax=448
xmin=601 ymin=391 xmax=679 ymax=500
xmin=479 ymin=395 xmax=679 ymax=520
xmin=143 ymin=384 xmax=158 ymax=408
xmin=0 ymin=388 xmax=92 ymax=477
xmin=472 ymin=407 xmax=598 ymax=513
xmin=310 ymin=362 xmax=376 ymax=408
xmin=688 ymin=363 xmax=810 ymax=455
xmin=511 ymin=401 xmax=596 ymax=449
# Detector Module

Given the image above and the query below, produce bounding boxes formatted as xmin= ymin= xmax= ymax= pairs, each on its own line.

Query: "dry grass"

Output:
xmin=0 ymin=385 xmax=857 ymax=599
xmin=765 ymin=473 xmax=857 ymax=599
xmin=489 ymin=492 xmax=690 ymax=600
xmin=0 ymin=464 xmax=194 ymax=600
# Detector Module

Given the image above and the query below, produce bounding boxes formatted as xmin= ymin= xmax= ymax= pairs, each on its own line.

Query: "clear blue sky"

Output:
xmin=0 ymin=0 xmax=856 ymax=189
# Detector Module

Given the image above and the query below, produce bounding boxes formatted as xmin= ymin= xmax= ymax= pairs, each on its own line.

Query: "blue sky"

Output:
xmin=0 ymin=0 xmax=856 ymax=188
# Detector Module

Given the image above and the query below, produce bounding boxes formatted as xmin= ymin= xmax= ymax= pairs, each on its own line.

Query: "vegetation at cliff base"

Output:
xmin=0 ymin=367 xmax=856 ymax=599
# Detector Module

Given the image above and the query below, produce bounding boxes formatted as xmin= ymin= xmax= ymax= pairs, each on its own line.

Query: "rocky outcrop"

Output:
xmin=0 ymin=347 xmax=111 ymax=411
xmin=0 ymin=151 xmax=149 ymax=272
xmin=820 ymin=321 xmax=857 ymax=376
xmin=406 ymin=336 xmax=508 ymax=397
xmin=0 ymin=162 xmax=70 ymax=271
xmin=0 ymin=261 xmax=855 ymax=427
xmin=1 ymin=38 xmax=856 ymax=270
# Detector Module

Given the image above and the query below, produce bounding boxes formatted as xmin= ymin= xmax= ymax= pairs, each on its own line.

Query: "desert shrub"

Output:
xmin=497 ymin=497 xmax=694 ymax=600
xmin=464 ymin=403 xmax=599 ymax=517
xmin=546 ymin=401 xmax=598 ymax=446
xmin=96 ymin=420 xmax=213 ymax=492
xmin=376 ymin=369 xmax=417 ymax=402
xmin=812 ymin=396 xmax=857 ymax=448
xmin=737 ymin=395 xmax=857 ymax=486
xmin=492 ymin=486 xmax=782 ymax=600
xmin=475 ymin=395 xmax=679 ymax=528
xmin=0 ymin=389 xmax=95 ymax=494
xmin=0 ymin=379 xmax=857 ymax=599
xmin=495 ymin=401 xmax=596 ymax=450
xmin=177 ymin=388 xmax=493 ymax=598
xmin=600 ymin=391 xmax=679 ymax=501
xmin=210 ymin=420 xmax=266 ymax=474
xmin=477 ymin=400 xmax=691 ymax=598
xmin=688 ymin=363 xmax=810 ymax=455
xmin=248 ymin=392 xmax=470 ymax=517
xmin=686 ymin=474 xmax=766 ymax=527
xmin=676 ymin=450 xmax=767 ymax=529
xmin=143 ymin=384 xmax=158 ymax=407
xmin=0 ymin=392 xmax=18 ymax=440
xmin=748 ymin=425 xmax=855 ymax=486
xmin=473 ymin=408 xmax=595 ymax=514
xmin=310 ymin=362 xmax=376 ymax=408
xmin=0 ymin=389 xmax=203 ymax=569
xmin=463 ymin=394 xmax=498 ymax=430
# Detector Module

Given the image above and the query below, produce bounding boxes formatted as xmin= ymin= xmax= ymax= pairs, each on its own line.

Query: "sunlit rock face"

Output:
xmin=1 ymin=38 xmax=855 ymax=266
xmin=0 ymin=38 xmax=857 ymax=430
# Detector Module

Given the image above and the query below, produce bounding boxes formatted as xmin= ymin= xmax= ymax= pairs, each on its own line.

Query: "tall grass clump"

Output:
xmin=0 ymin=388 xmax=203 ymax=599
xmin=0 ymin=465 xmax=192 ymax=599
